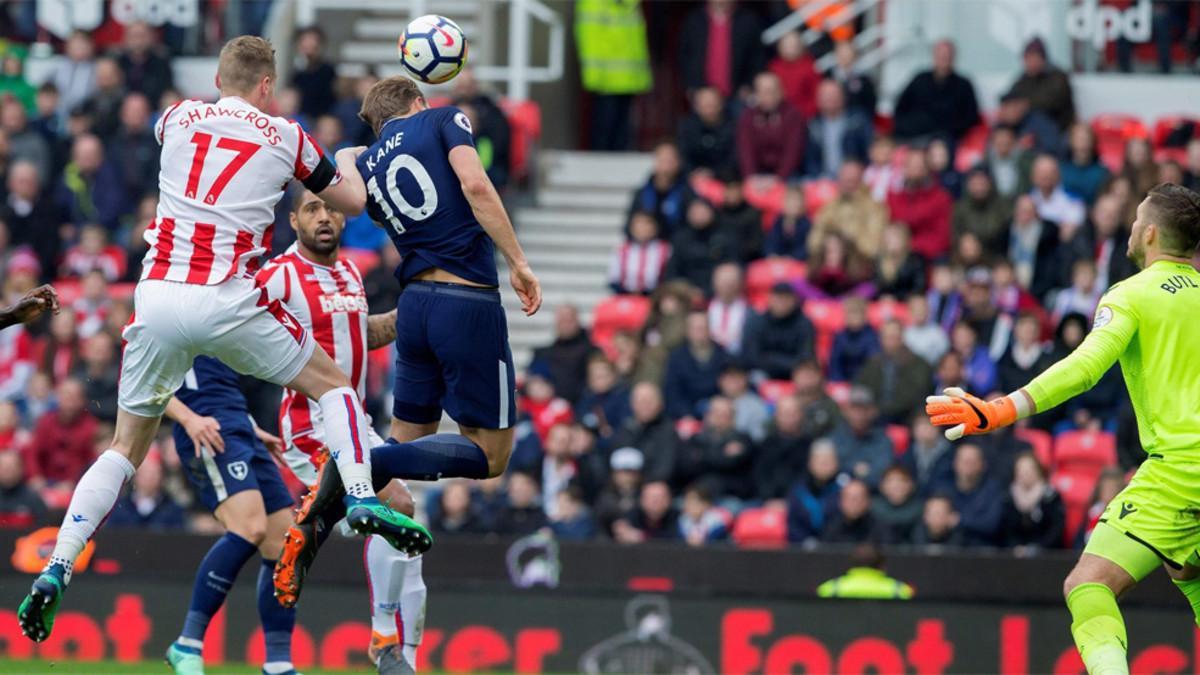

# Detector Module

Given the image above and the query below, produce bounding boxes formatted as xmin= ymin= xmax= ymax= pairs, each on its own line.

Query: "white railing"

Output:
xmin=288 ymin=0 xmax=564 ymax=102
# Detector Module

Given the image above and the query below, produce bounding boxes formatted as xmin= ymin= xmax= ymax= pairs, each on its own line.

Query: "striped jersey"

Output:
xmin=256 ymin=244 xmax=369 ymax=460
xmin=143 ymin=96 xmax=339 ymax=284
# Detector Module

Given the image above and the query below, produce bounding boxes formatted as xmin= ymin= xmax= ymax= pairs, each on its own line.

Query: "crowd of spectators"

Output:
xmin=0 ymin=23 xmax=514 ymax=533
xmin=0 ymin=7 xmax=1197 ymax=557
xmin=454 ymin=6 xmax=1200 ymax=552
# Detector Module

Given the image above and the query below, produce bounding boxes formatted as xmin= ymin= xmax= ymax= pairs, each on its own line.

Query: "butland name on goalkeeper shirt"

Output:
xmin=1025 ymin=259 xmax=1200 ymax=457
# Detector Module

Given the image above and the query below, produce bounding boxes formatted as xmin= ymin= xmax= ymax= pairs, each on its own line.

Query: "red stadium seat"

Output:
xmin=1053 ymin=468 xmax=1098 ymax=546
xmin=803 ymin=298 xmax=845 ymax=334
xmin=885 ymin=424 xmax=910 ymax=455
xmin=745 ymin=258 xmax=807 ymax=310
xmin=1015 ymin=427 xmax=1054 ymax=470
xmin=590 ymin=295 xmax=651 ymax=358
xmin=757 ymin=379 xmax=796 ymax=404
xmin=675 ymin=417 xmax=703 ymax=440
xmin=501 ymin=99 xmax=542 ymax=181
xmin=825 ymin=381 xmax=852 ymax=406
xmin=731 ymin=507 xmax=788 ymax=548
xmin=744 ymin=178 xmax=787 ymax=225
xmin=802 ymin=179 xmax=838 ymax=215
xmin=690 ymin=175 xmax=725 ymax=205
xmin=1152 ymin=115 xmax=1196 ymax=148
xmin=1054 ymin=430 xmax=1117 ymax=475
xmin=1093 ymin=114 xmax=1150 ymax=172
xmin=867 ymin=298 xmax=910 ymax=328
xmin=424 ymin=95 xmax=452 ymax=108
xmin=340 ymin=249 xmax=380 ymax=275
xmin=954 ymin=122 xmax=990 ymax=172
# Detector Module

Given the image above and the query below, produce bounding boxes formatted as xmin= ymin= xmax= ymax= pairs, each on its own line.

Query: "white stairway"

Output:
xmin=500 ymin=151 xmax=653 ymax=369
xmin=334 ymin=0 xmax=490 ymax=80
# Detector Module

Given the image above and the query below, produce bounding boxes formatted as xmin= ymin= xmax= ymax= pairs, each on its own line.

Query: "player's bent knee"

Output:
xmin=379 ymin=480 xmax=415 ymax=517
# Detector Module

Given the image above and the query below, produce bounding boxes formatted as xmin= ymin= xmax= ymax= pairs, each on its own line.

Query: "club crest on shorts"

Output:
xmin=227 ymin=461 xmax=249 ymax=481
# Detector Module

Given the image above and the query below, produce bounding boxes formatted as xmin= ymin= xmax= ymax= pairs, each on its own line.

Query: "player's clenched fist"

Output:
xmin=925 ymin=387 xmax=1018 ymax=441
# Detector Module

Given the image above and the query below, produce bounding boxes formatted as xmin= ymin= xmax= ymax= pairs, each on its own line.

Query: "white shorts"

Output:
xmin=119 ymin=278 xmax=315 ymax=417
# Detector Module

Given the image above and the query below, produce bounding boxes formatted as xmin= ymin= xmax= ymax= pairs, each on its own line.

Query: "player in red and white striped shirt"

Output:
xmin=19 ymin=36 xmax=430 ymax=645
xmin=259 ymin=189 xmax=426 ymax=672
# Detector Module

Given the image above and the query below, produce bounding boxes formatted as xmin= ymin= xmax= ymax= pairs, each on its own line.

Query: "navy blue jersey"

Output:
xmin=357 ymin=106 xmax=497 ymax=287
xmin=173 ymin=356 xmax=254 ymax=438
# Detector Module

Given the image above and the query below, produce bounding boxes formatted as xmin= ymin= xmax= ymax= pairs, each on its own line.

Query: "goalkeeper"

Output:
xmin=927 ymin=183 xmax=1200 ymax=675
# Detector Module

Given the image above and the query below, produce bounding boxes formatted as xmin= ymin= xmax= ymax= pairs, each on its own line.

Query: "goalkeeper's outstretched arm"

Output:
xmin=927 ymin=299 xmax=1136 ymax=440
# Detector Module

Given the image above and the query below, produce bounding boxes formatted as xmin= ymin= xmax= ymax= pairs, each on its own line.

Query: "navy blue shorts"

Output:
xmin=178 ymin=426 xmax=294 ymax=514
xmin=392 ymin=281 xmax=517 ymax=430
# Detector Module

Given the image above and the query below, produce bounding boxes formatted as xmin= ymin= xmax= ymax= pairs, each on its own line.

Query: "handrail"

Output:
xmin=291 ymin=0 xmax=563 ymax=102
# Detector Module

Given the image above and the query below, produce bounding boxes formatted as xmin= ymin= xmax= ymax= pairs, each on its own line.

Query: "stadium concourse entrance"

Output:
xmin=0 ymin=530 xmax=1195 ymax=673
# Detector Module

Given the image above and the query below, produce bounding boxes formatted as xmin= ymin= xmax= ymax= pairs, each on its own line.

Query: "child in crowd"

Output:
xmin=1051 ymin=259 xmax=1103 ymax=326
xmin=764 ymin=185 xmax=810 ymax=260
xmin=60 ymin=224 xmax=126 ymax=281
xmin=608 ymin=210 xmax=671 ymax=295
xmin=864 ymin=135 xmax=900 ymax=202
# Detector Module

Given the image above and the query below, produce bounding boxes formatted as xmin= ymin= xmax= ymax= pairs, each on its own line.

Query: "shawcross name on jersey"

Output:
xmin=318 ymin=292 xmax=369 ymax=314
xmin=177 ymin=102 xmax=284 ymax=145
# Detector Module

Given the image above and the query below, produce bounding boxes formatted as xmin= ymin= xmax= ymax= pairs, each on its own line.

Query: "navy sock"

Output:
xmin=257 ymin=558 xmax=295 ymax=667
xmin=371 ymin=433 xmax=490 ymax=481
xmin=179 ymin=532 xmax=257 ymax=646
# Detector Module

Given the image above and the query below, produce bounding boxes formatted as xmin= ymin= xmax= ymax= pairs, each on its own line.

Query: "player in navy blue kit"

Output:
xmin=280 ymin=76 xmax=540 ymax=591
xmin=163 ymin=356 xmax=299 ymax=675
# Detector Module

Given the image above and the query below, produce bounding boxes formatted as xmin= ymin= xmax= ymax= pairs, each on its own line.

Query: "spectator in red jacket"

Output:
xmin=737 ymin=72 xmax=806 ymax=182
xmin=26 ymin=377 xmax=96 ymax=491
xmin=60 ymin=223 xmax=127 ymax=281
xmin=887 ymin=151 xmax=953 ymax=261
xmin=768 ymin=31 xmax=819 ymax=119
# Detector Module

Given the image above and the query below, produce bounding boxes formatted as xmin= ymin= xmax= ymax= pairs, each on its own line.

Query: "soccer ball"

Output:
xmin=398 ymin=14 xmax=468 ymax=85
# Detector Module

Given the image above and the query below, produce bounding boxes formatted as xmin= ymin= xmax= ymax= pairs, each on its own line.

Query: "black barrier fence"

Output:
xmin=0 ymin=530 xmax=1195 ymax=672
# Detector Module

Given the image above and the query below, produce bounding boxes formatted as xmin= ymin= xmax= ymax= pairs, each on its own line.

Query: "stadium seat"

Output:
xmin=340 ymin=248 xmax=380 ymax=275
xmin=501 ymin=99 xmax=543 ymax=181
xmin=885 ymin=424 xmax=910 ymax=455
xmin=867 ymin=298 xmax=910 ymax=328
xmin=954 ymin=122 xmax=990 ymax=172
xmin=1152 ymin=114 xmax=1196 ymax=148
xmin=825 ymin=381 xmax=852 ymax=406
xmin=590 ymin=295 xmax=651 ymax=358
xmin=804 ymin=299 xmax=845 ymax=365
xmin=802 ymin=178 xmax=838 ymax=215
xmin=1054 ymin=430 xmax=1118 ymax=475
xmin=690 ymin=175 xmax=725 ymax=205
xmin=1093 ymin=114 xmax=1150 ymax=172
xmin=1052 ymin=468 xmax=1097 ymax=546
xmin=743 ymin=178 xmax=787 ymax=224
xmin=731 ymin=507 xmax=788 ymax=548
xmin=1015 ymin=427 xmax=1054 ymax=470
xmin=424 ymin=95 xmax=452 ymax=108
xmin=757 ymin=379 xmax=796 ymax=404
xmin=745 ymin=258 xmax=807 ymax=309
xmin=675 ymin=417 xmax=703 ymax=440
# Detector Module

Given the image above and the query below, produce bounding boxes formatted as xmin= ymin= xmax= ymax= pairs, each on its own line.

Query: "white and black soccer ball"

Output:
xmin=398 ymin=14 xmax=468 ymax=85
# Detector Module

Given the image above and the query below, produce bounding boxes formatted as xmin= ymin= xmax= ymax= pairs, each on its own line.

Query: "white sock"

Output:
xmin=50 ymin=449 xmax=135 ymax=583
xmin=262 ymin=662 xmax=295 ymax=674
xmin=366 ymin=536 xmax=426 ymax=655
xmin=400 ymin=553 xmax=426 ymax=657
xmin=316 ymin=387 xmax=375 ymax=499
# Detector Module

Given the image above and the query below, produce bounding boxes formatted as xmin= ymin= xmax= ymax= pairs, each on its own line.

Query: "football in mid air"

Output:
xmin=398 ymin=14 xmax=468 ymax=85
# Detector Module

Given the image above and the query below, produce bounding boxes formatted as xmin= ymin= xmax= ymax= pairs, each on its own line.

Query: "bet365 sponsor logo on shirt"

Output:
xmin=319 ymin=293 xmax=369 ymax=314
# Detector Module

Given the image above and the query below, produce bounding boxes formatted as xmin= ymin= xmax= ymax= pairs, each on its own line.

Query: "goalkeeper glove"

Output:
xmin=925 ymin=387 xmax=1018 ymax=441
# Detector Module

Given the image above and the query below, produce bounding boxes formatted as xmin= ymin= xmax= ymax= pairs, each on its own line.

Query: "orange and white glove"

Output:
xmin=925 ymin=387 xmax=1018 ymax=441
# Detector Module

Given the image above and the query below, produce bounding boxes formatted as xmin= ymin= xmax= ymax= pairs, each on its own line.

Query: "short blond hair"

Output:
xmin=218 ymin=36 xmax=276 ymax=95
xmin=359 ymin=76 xmax=424 ymax=136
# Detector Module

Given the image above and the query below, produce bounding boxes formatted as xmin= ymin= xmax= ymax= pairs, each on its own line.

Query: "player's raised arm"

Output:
xmin=927 ymin=287 xmax=1135 ymax=440
xmin=317 ymin=146 xmax=368 ymax=217
xmin=448 ymin=144 xmax=542 ymax=316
